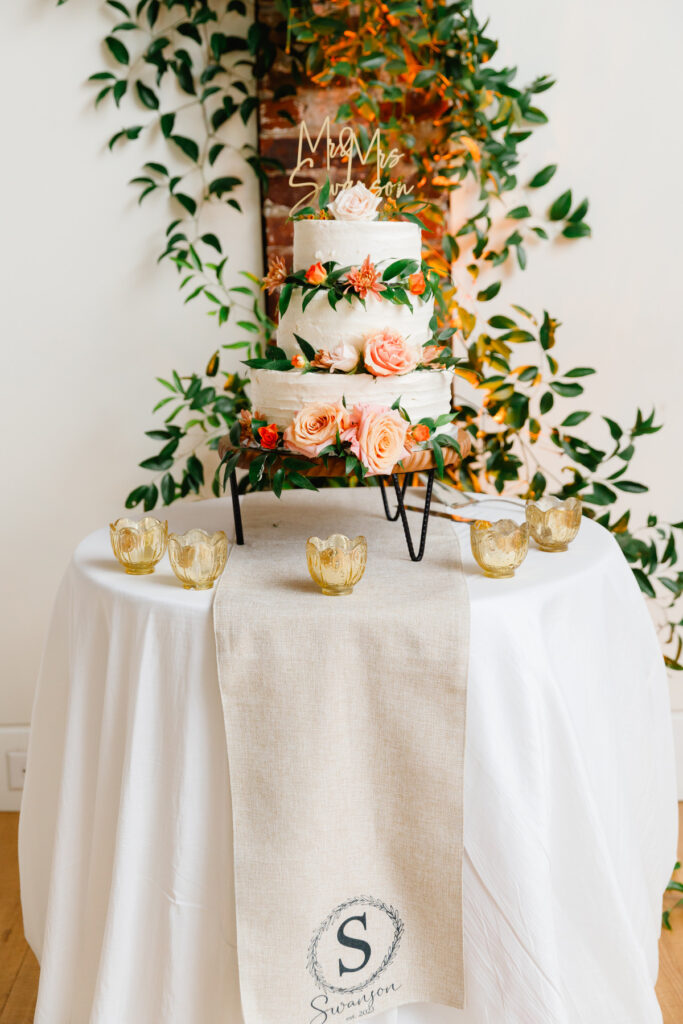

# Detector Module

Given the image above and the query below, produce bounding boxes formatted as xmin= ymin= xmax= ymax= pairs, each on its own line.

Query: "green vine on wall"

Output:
xmin=60 ymin=0 xmax=682 ymax=673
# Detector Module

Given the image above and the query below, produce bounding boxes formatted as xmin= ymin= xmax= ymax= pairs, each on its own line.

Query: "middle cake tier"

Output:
xmin=277 ymin=290 xmax=434 ymax=358
xmin=249 ymin=367 xmax=455 ymax=428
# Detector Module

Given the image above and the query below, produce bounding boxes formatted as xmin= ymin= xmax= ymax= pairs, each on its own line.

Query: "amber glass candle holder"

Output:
xmin=470 ymin=519 xmax=529 ymax=579
xmin=168 ymin=529 xmax=229 ymax=590
xmin=306 ymin=534 xmax=367 ymax=596
xmin=110 ymin=517 xmax=168 ymax=575
xmin=526 ymin=496 xmax=582 ymax=552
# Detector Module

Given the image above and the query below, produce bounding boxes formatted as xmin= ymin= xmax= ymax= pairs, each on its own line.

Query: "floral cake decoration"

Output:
xmin=245 ymin=329 xmax=455 ymax=378
xmin=219 ymin=399 xmax=461 ymax=498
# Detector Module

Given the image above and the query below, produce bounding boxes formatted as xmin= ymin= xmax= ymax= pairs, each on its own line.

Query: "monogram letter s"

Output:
xmin=337 ymin=914 xmax=371 ymax=976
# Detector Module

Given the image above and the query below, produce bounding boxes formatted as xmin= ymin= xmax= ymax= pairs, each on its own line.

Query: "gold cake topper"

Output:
xmin=289 ymin=118 xmax=414 ymax=215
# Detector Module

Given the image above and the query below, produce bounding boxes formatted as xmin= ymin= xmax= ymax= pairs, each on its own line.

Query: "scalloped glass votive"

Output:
xmin=470 ymin=519 xmax=529 ymax=578
xmin=168 ymin=529 xmax=229 ymax=590
xmin=526 ymin=496 xmax=582 ymax=552
xmin=110 ymin=516 xmax=168 ymax=575
xmin=306 ymin=534 xmax=367 ymax=596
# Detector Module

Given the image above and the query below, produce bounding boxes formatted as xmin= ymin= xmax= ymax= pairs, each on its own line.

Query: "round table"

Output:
xmin=19 ymin=494 xmax=677 ymax=1024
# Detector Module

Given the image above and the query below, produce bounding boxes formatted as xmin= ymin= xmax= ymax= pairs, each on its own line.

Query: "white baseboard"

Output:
xmin=669 ymin=675 xmax=683 ymax=800
xmin=671 ymin=711 xmax=683 ymax=802
xmin=0 ymin=725 xmax=30 ymax=811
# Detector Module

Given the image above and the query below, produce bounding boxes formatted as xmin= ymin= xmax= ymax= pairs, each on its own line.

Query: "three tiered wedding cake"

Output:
xmin=249 ymin=184 xmax=455 ymax=431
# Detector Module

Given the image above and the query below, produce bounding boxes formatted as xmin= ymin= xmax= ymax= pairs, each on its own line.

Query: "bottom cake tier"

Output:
xmin=249 ymin=368 xmax=454 ymax=428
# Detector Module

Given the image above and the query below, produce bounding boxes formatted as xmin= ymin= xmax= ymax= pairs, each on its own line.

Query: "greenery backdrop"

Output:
xmin=60 ymin=0 xmax=682 ymax=673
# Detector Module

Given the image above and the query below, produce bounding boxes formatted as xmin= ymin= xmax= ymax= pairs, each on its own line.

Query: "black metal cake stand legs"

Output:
xmin=378 ymin=473 xmax=409 ymax=521
xmin=228 ymin=468 xmax=435 ymax=562
xmin=379 ymin=470 xmax=435 ymax=563
xmin=230 ymin=471 xmax=244 ymax=546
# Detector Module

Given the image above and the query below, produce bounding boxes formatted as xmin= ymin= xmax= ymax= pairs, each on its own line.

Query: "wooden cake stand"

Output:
xmin=218 ymin=428 xmax=472 ymax=562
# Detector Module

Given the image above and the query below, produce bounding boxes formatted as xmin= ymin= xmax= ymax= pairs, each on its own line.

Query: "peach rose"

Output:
xmin=421 ymin=344 xmax=447 ymax=364
xmin=408 ymin=270 xmax=426 ymax=295
xmin=312 ymin=343 xmax=359 ymax=373
xmin=328 ymin=182 xmax=382 ymax=221
xmin=283 ymin=401 xmax=349 ymax=458
xmin=305 ymin=261 xmax=327 ymax=285
xmin=363 ymin=328 xmax=419 ymax=377
xmin=344 ymin=403 xmax=410 ymax=475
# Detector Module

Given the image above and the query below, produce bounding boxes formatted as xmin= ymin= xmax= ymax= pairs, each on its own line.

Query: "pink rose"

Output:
xmin=343 ymin=403 xmax=410 ymax=475
xmin=328 ymin=182 xmax=382 ymax=221
xmin=363 ymin=328 xmax=419 ymax=377
xmin=283 ymin=401 xmax=350 ymax=458
xmin=312 ymin=343 xmax=359 ymax=373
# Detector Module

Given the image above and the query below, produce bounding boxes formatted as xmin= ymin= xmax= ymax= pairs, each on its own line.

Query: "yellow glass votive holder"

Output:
xmin=110 ymin=516 xmax=168 ymax=575
xmin=168 ymin=528 xmax=229 ymax=590
xmin=526 ymin=496 xmax=582 ymax=552
xmin=306 ymin=534 xmax=367 ymax=596
xmin=470 ymin=519 xmax=529 ymax=579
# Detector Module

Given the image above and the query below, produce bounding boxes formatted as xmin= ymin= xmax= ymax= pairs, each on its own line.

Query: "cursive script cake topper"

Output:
xmin=289 ymin=118 xmax=414 ymax=216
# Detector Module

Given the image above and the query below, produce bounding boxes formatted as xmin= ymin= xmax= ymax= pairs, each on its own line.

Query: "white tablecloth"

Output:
xmin=19 ymin=494 xmax=677 ymax=1024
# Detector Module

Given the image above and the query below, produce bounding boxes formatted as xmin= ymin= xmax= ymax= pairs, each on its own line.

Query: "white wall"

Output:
xmin=1 ymin=0 xmax=681 ymax=732
xmin=0 ymin=0 xmax=262 ymax=725
xmin=476 ymin=0 xmax=683 ymax=530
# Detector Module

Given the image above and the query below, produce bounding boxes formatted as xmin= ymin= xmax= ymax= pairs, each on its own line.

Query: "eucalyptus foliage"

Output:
xmin=61 ymin=0 xmax=682 ymax=669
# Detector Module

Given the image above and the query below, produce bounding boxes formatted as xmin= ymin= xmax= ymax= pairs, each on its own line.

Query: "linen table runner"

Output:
xmin=214 ymin=488 xmax=469 ymax=1024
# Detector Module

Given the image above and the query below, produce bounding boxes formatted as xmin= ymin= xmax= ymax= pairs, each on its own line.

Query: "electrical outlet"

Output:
xmin=7 ymin=751 xmax=27 ymax=791
xmin=0 ymin=727 xmax=30 ymax=810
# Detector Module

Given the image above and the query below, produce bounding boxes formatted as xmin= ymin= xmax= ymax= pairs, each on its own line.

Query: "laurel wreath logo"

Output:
xmin=307 ymin=895 xmax=404 ymax=996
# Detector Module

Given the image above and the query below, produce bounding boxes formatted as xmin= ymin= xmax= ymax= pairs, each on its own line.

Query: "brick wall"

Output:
xmin=256 ymin=2 xmax=447 ymax=311
xmin=257 ymin=5 xmax=351 ymax=301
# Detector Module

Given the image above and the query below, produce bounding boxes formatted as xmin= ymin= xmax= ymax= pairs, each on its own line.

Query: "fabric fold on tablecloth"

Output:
xmin=213 ymin=488 xmax=470 ymax=1024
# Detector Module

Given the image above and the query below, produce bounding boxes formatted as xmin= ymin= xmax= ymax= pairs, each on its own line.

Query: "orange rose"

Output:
xmin=364 ymin=328 xmax=418 ymax=377
xmin=411 ymin=423 xmax=431 ymax=443
xmin=283 ymin=401 xmax=350 ymax=458
xmin=305 ymin=261 xmax=327 ymax=285
xmin=291 ymin=353 xmax=306 ymax=369
xmin=408 ymin=270 xmax=426 ymax=295
xmin=258 ymin=424 xmax=279 ymax=450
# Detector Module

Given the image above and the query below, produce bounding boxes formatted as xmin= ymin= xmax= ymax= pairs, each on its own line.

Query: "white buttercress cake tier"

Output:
xmin=278 ymin=219 xmax=434 ymax=359
xmin=249 ymin=368 xmax=455 ymax=429
xmin=293 ymin=218 xmax=422 ymax=267
xmin=277 ymin=291 xmax=433 ymax=358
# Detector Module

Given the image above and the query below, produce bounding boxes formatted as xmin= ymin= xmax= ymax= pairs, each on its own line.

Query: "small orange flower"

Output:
xmin=411 ymin=423 xmax=431 ymax=443
xmin=258 ymin=423 xmax=279 ymax=450
xmin=345 ymin=255 xmax=386 ymax=300
xmin=305 ymin=261 xmax=327 ymax=285
xmin=262 ymin=255 xmax=287 ymax=294
xmin=408 ymin=270 xmax=426 ymax=295
xmin=291 ymin=353 xmax=306 ymax=369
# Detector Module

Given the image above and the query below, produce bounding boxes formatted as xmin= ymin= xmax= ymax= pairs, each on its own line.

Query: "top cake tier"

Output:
xmin=293 ymin=219 xmax=422 ymax=269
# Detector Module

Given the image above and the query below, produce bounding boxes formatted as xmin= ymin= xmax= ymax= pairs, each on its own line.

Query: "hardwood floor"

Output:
xmin=658 ymin=802 xmax=683 ymax=1022
xmin=0 ymin=814 xmax=39 ymax=1024
xmin=2 ymin=807 xmax=682 ymax=1022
